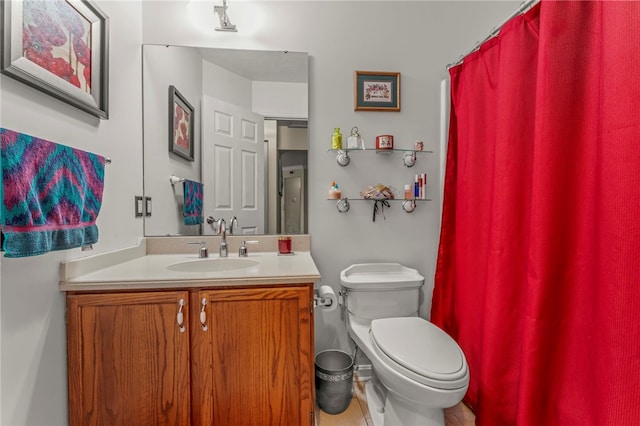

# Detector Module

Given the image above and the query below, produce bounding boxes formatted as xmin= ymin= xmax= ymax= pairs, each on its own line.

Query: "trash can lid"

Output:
xmin=315 ymin=349 xmax=353 ymax=373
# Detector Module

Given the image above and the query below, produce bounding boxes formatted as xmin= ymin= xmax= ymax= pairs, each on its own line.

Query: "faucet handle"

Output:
xmin=216 ymin=218 xmax=226 ymax=234
xmin=188 ymin=241 xmax=209 ymax=258
xmin=229 ymin=216 xmax=238 ymax=235
xmin=238 ymin=240 xmax=259 ymax=257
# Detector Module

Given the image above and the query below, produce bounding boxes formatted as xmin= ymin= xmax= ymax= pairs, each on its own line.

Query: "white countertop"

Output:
xmin=59 ymin=250 xmax=321 ymax=292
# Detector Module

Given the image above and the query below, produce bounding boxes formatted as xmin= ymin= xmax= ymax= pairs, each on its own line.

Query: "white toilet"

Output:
xmin=341 ymin=263 xmax=469 ymax=426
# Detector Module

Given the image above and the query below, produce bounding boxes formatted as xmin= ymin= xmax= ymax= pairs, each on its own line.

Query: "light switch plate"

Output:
xmin=135 ymin=196 xmax=143 ymax=217
xmin=144 ymin=197 xmax=152 ymax=217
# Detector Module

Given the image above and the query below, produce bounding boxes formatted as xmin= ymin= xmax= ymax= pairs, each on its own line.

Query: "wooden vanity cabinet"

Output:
xmin=66 ymin=283 xmax=315 ymax=426
xmin=66 ymin=290 xmax=192 ymax=426
xmin=190 ymin=285 xmax=315 ymax=426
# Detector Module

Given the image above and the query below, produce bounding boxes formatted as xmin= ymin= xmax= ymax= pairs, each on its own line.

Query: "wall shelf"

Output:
xmin=328 ymin=148 xmax=433 ymax=167
xmin=328 ymin=133 xmax=431 ymax=218
xmin=327 ymin=148 xmax=434 ymax=153
xmin=329 ymin=197 xmax=431 ymax=213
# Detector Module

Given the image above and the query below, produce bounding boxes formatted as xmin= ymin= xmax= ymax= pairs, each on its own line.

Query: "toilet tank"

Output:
xmin=340 ymin=263 xmax=424 ymax=320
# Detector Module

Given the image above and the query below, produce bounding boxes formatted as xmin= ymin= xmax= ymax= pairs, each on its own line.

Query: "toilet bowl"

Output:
xmin=341 ymin=263 xmax=470 ymax=426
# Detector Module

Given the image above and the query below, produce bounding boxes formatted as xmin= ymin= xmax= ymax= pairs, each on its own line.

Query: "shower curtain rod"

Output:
xmin=446 ymin=0 xmax=539 ymax=69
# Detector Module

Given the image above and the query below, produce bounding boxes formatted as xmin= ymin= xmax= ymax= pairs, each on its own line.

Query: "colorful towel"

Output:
xmin=183 ymin=179 xmax=203 ymax=225
xmin=1 ymin=128 xmax=105 ymax=258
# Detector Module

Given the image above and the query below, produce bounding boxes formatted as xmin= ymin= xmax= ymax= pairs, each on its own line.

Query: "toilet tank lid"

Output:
xmin=340 ymin=263 xmax=424 ymax=290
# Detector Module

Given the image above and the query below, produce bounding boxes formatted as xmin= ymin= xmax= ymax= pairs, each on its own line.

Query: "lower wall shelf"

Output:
xmin=328 ymin=198 xmax=431 ymax=214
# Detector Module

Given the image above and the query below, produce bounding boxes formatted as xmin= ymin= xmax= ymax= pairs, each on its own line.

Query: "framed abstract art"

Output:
xmin=168 ymin=85 xmax=195 ymax=162
xmin=0 ymin=0 xmax=109 ymax=119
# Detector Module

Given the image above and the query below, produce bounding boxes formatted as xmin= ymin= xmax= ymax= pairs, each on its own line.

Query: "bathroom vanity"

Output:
xmin=60 ymin=236 xmax=320 ymax=426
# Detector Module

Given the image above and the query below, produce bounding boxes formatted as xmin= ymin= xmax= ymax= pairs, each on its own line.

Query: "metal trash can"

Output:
xmin=315 ymin=349 xmax=354 ymax=414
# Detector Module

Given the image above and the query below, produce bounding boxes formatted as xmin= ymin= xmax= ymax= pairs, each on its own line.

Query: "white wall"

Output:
xmin=0 ymin=2 xmax=519 ymax=424
xmin=142 ymin=1 xmax=519 ymax=352
xmin=265 ymin=119 xmax=278 ymax=234
xmin=252 ymin=81 xmax=308 ymax=119
xmin=0 ymin=2 xmax=143 ymax=424
xmin=278 ymin=126 xmax=307 ymax=151
xmin=143 ymin=45 xmax=203 ymax=236
xmin=202 ymin=59 xmax=252 ymax=108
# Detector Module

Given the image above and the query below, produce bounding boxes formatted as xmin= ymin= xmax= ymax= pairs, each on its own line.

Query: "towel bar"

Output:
xmin=170 ymin=175 xmax=185 ymax=185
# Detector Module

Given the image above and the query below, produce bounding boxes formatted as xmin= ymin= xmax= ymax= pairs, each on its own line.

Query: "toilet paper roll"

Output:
xmin=315 ymin=285 xmax=338 ymax=312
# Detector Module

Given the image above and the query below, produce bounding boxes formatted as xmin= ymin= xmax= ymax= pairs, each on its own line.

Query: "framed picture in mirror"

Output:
xmin=168 ymin=85 xmax=194 ymax=161
xmin=0 ymin=0 xmax=109 ymax=119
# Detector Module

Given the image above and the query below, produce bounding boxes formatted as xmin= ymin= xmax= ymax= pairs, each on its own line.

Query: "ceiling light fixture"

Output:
xmin=214 ymin=0 xmax=237 ymax=32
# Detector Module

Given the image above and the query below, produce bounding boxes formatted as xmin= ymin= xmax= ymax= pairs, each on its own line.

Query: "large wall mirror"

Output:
xmin=142 ymin=44 xmax=309 ymax=237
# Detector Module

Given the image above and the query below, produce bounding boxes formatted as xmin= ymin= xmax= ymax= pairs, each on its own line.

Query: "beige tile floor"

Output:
xmin=316 ymin=376 xmax=475 ymax=426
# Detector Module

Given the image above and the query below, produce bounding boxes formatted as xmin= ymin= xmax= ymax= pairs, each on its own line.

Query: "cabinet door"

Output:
xmin=67 ymin=291 xmax=191 ymax=426
xmin=191 ymin=285 xmax=314 ymax=426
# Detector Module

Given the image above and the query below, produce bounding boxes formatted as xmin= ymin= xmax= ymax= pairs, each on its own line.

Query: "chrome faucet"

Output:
xmin=188 ymin=241 xmax=209 ymax=258
xmin=217 ymin=218 xmax=228 ymax=257
xmin=238 ymin=240 xmax=259 ymax=257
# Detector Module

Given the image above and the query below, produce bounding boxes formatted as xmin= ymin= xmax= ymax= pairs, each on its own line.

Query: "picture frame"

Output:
xmin=0 ymin=0 xmax=109 ymax=119
xmin=168 ymin=85 xmax=195 ymax=162
xmin=354 ymin=71 xmax=401 ymax=112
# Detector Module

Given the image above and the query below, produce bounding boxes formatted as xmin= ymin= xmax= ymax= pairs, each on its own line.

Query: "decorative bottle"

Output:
xmin=404 ymin=184 xmax=413 ymax=200
xmin=332 ymin=128 xmax=342 ymax=150
xmin=328 ymin=181 xmax=336 ymax=199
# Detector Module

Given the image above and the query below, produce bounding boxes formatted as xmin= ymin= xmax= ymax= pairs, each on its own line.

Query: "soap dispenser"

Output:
xmin=347 ymin=126 xmax=365 ymax=150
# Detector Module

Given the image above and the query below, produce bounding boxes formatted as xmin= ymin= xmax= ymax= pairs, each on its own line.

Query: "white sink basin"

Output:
xmin=167 ymin=258 xmax=259 ymax=273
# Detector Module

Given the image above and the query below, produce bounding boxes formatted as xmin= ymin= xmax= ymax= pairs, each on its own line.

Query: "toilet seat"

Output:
xmin=370 ymin=317 xmax=469 ymax=390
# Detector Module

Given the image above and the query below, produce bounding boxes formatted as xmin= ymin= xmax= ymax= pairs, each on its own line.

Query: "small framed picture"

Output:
xmin=354 ymin=71 xmax=401 ymax=112
xmin=1 ymin=0 xmax=109 ymax=119
xmin=168 ymin=85 xmax=194 ymax=162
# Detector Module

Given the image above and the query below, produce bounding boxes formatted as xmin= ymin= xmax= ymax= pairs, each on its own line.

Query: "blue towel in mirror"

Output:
xmin=183 ymin=179 xmax=203 ymax=225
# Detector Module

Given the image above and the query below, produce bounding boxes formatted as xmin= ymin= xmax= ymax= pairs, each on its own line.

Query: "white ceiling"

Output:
xmin=197 ymin=48 xmax=308 ymax=83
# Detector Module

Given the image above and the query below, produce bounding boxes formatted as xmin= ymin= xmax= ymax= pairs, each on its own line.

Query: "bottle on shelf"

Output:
xmin=328 ymin=181 xmax=342 ymax=199
xmin=421 ymin=173 xmax=427 ymax=200
xmin=331 ymin=128 xmax=342 ymax=150
xmin=334 ymin=183 xmax=342 ymax=199
xmin=404 ymin=184 xmax=413 ymax=200
xmin=347 ymin=127 xmax=365 ymax=150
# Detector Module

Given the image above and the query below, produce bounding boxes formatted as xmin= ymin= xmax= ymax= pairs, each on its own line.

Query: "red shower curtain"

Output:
xmin=432 ymin=2 xmax=640 ymax=425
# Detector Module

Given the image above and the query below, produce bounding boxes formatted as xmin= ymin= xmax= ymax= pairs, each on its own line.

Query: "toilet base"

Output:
xmin=384 ymin=389 xmax=445 ymax=426
xmin=365 ymin=380 xmax=445 ymax=426
xmin=365 ymin=380 xmax=385 ymax=426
